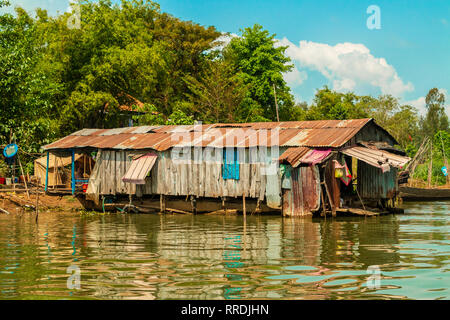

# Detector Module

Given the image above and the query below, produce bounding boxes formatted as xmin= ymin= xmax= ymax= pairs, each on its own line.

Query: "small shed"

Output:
xmin=34 ymin=153 xmax=93 ymax=188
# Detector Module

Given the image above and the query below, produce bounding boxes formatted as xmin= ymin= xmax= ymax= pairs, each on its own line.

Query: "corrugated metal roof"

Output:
xmin=279 ymin=147 xmax=332 ymax=167
xmin=278 ymin=147 xmax=311 ymax=167
xmin=341 ymin=146 xmax=410 ymax=169
xmin=43 ymin=119 xmax=375 ymax=151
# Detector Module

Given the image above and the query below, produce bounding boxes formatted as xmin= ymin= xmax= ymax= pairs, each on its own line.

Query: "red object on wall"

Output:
xmin=0 ymin=178 xmax=5 ymax=185
xmin=82 ymin=184 xmax=88 ymax=193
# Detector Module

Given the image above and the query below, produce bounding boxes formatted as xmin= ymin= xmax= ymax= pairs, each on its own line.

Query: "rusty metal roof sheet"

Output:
xmin=341 ymin=146 xmax=410 ymax=169
xmin=43 ymin=119 xmax=376 ymax=151
xmin=279 ymin=147 xmax=311 ymax=167
xmin=279 ymin=147 xmax=332 ymax=167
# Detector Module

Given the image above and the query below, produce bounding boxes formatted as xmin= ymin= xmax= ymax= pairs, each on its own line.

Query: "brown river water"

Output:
xmin=0 ymin=201 xmax=448 ymax=300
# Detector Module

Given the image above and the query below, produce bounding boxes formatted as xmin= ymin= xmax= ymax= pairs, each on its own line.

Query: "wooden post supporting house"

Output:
xmin=71 ymin=149 xmax=75 ymax=195
xmin=243 ymin=192 xmax=246 ymax=218
xmin=160 ymin=194 xmax=165 ymax=213
xmin=45 ymin=151 xmax=49 ymax=192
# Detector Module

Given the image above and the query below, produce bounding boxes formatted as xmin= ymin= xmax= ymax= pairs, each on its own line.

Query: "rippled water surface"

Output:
xmin=0 ymin=201 xmax=448 ymax=300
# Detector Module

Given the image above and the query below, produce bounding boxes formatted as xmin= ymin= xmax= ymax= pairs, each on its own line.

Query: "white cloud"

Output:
xmin=403 ymin=88 xmax=449 ymax=116
xmin=212 ymin=32 xmax=238 ymax=51
xmin=404 ymin=96 xmax=426 ymax=114
xmin=278 ymin=38 xmax=414 ymax=97
xmin=284 ymin=65 xmax=308 ymax=87
xmin=0 ymin=0 xmax=70 ymax=15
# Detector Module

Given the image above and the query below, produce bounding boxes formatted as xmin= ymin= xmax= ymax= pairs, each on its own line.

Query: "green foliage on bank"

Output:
xmin=0 ymin=0 xmax=448 ymax=185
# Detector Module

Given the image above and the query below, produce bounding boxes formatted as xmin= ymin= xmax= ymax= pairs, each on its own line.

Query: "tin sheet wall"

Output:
xmin=357 ymin=160 xmax=398 ymax=199
xmin=282 ymin=165 xmax=321 ymax=216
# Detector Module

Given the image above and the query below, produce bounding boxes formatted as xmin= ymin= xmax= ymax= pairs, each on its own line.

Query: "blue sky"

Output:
xmin=2 ymin=0 xmax=449 ymax=114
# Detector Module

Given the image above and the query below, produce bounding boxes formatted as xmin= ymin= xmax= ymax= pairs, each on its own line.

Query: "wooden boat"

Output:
xmin=399 ymin=186 xmax=450 ymax=201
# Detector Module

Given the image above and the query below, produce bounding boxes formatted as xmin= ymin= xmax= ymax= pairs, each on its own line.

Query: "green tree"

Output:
xmin=183 ymin=59 xmax=248 ymax=123
xmin=32 ymin=0 xmax=220 ymax=134
xmin=226 ymin=24 xmax=295 ymax=121
xmin=421 ymin=88 xmax=449 ymax=138
xmin=0 ymin=5 xmax=59 ymax=154
xmin=305 ymin=87 xmax=371 ymax=120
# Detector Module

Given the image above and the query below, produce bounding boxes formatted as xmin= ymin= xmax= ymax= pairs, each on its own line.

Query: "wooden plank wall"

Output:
xmin=88 ymin=147 xmax=285 ymax=201
xmin=87 ymin=150 xmax=136 ymax=197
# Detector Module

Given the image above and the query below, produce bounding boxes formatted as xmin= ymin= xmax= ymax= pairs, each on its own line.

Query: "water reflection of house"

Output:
xmin=281 ymin=218 xmax=321 ymax=266
xmin=318 ymin=218 xmax=400 ymax=267
xmin=42 ymin=119 xmax=410 ymax=216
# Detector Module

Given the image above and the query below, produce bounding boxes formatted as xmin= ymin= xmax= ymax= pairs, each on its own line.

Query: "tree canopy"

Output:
xmin=0 ymin=0 xmax=448 ymax=185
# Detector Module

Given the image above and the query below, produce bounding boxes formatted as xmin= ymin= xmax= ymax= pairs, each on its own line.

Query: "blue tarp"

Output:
xmin=222 ymin=148 xmax=240 ymax=180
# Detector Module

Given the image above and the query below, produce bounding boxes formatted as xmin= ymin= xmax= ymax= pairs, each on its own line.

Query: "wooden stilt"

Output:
xmin=160 ymin=194 xmax=166 ymax=213
xmin=35 ymin=185 xmax=39 ymax=223
xmin=45 ymin=151 xmax=49 ymax=192
xmin=255 ymin=199 xmax=261 ymax=214
xmin=222 ymin=197 xmax=227 ymax=214
xmin=191 ymin=195 xmax=197 ymax=214
xmin=71 ymin=149 xmax=75 ymax=195
xmin=323 ymin=180 xmax=336 ymax=217
xmin=242 ymin=192 xmax=246 ymax=218
xmin=319 ymin=183 xmax=326 ymax=217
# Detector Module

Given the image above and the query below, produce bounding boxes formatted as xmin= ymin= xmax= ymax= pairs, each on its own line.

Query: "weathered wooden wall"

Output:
xmin=324 ymin=155 xmax=341 ymax=209
xmin=86 ymin=147 xmax=284 ymax=208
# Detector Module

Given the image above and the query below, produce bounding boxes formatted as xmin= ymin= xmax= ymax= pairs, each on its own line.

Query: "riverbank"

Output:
xmin=0 ymin=191 xmax=84 ymax=214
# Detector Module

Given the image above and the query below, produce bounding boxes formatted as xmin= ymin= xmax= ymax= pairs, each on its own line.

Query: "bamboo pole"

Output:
xmin=428 ymin=142 xmax=433 ymax=188
xmin=17 ymin=155 xmax=30 ymax=200
xmin=406 ymin=137 xmax=430 ymax=183
xmin=273 ymin=83 xmax=280 ymax=122
xmin=439 ymin=132 xmax=449 ymax=185
xmin=53 ymin=154 xmax=57 ymax=189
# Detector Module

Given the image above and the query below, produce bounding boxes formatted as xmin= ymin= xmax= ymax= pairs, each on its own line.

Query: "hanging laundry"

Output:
xmin=340 ymin=161 xmax=352 ymax=186
xmin=333 ymin=160 xmax=345 ymax=178
xmin=333 ymin=159 xmax=352 ymax=185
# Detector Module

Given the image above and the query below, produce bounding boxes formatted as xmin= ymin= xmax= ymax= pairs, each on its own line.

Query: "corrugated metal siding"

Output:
xmin=357 ymin=161 xmax=398 ymax=199
xmin=282 ymin=166 xmax=320 ymax=216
